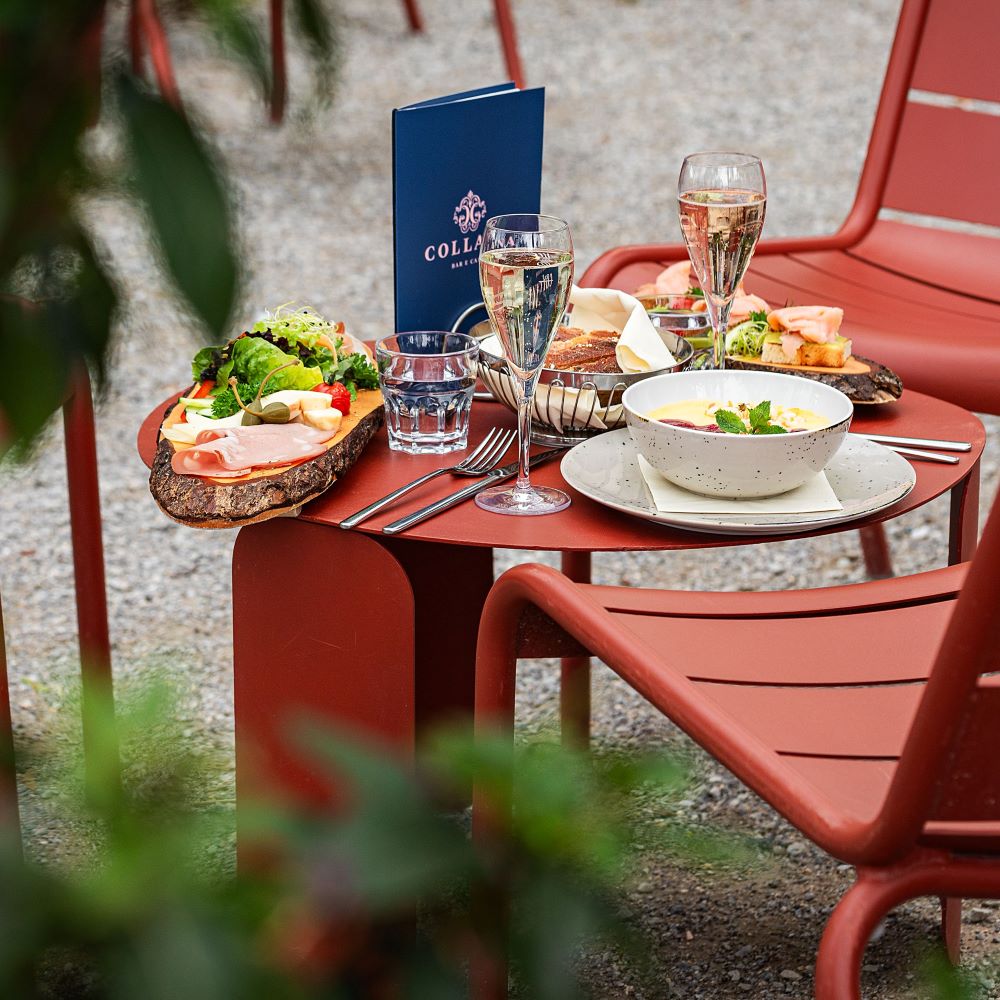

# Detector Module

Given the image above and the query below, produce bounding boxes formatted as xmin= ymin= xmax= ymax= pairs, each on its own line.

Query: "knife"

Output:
xmin=857 ymin=432 xmax=972 ymax=453
xmin=884 ymin=444 xmax=960 ymax=465
xmin=381 ymin=448 xmax=565 ymax=535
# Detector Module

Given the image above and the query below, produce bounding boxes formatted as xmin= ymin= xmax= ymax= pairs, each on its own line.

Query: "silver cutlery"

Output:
xmin=381 ymin=448 xmax=565 ymax=535
xmin=884 ymin=444 xmax=960 ymax=465
xmin=340 ymin=427 xmax=516 ymax=529
xmin=858 ymin=432 xmax=971 ymax=453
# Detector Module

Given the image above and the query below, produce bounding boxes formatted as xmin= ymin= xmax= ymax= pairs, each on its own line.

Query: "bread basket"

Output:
xmin=472 ymin=320 xmax=694 ymax=447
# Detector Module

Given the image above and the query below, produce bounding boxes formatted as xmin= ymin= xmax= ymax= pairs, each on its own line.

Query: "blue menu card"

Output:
xmin=392 ymin=83 xmax=545 ymax=334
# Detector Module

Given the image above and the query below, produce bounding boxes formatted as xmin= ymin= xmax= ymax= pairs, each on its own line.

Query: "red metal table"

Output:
xmin=138 ymin=389 xmax=984 ymax=819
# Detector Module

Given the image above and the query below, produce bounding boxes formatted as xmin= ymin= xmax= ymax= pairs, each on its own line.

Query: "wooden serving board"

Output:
xmin=149 ymin=389 xmax=385 ymax=528
xmin=725 ymin=353 xmax=903 ymax=405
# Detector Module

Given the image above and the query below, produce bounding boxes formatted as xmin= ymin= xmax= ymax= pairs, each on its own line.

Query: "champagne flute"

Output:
xmin=477 ymin=214 xmax=574 ymax=515
xmin=678 ymin=153 xmax=766 ymax=369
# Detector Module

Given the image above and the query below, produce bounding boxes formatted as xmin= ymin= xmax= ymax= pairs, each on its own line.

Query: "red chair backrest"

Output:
xmin=884 ymin=482 xmax=1000 ymax=848
xmin=878 ymin=0 xmax=1000 ymax=227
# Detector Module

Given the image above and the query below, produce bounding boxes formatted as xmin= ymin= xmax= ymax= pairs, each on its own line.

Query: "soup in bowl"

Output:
xmin=622 ymin=370 xmax=853 ymax=498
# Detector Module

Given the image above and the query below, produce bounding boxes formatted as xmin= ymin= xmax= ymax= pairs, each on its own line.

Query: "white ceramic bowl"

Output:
xmin=622 ymin=370 xmax=853 ymax=498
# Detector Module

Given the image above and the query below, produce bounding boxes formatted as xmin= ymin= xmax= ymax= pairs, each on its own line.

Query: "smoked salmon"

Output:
xmin=767 ymin=306 xmax=844 ymax=344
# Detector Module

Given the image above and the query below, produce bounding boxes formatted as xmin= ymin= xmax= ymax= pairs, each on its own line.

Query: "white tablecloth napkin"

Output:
xmin=637 ymin=456 xmax=843 ymax=514
xmin=569 ymin=286 xmax=675 ymax=373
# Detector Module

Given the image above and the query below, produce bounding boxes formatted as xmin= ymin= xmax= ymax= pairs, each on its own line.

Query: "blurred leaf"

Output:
xmin=296 ymin=724 xmax=475 ymax=909
xmin=922 ymin=950 xmax=987 ymax=1000
xmin=289 ymin=0 xmax=340 ymax=106
xmin=198 ymin=0 xmax=271 ymax=104
xmin=118 ymin=74 xmax=237 ymax=340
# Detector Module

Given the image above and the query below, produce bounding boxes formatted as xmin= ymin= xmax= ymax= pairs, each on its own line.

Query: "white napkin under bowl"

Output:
xmin=637 ymin=456 xmax=843 ymax=514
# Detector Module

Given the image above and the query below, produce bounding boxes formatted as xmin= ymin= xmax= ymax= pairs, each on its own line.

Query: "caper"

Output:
xmin=258 ymin=402 xmax=291 ymax=423
xmin=229 ymin=361 xmax=300 ymax=426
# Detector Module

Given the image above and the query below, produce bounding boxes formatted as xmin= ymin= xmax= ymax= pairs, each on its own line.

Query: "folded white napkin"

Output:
xmin=569 ymin=286 xmax=676 ymax=373
xmin=637 ymin=456 xmax=843 ymax=514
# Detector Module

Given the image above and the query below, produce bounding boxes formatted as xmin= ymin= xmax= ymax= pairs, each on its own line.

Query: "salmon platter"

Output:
xmin=149 ymin=306 xmax=385 ymax=529
xmin=636 ymin=262 xmax=903 ymax=404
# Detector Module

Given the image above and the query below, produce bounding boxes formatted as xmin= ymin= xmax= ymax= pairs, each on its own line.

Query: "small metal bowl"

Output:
xmin=476 ymin=326 xmax=694 ymax=447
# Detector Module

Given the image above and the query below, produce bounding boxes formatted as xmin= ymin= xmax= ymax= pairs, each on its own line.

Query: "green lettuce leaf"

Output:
xmin=222 ymin=336 xmax=323 ymax=392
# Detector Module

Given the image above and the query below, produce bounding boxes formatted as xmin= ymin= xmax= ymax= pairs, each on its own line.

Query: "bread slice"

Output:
xmin=761 ymin=334 xmax=852 ymax=369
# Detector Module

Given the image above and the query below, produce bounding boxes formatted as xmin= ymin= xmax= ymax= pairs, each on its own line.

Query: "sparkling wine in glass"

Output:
xmin=477 ymin=214 xmax=574 ymax=515
xmin=678 ymin=153 xmax=766 ymax=369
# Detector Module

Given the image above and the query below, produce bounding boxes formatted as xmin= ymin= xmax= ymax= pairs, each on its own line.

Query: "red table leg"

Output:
xmin=859 ymin=524 xmax=894 ymax=579
xmin=492 ymin=0 xmax=525 ymax=90
xmin=379 ymin=537 xmax=494 ymax=737
xmin=559 ymin=550 xmax=591 ymax=749
xmin=63 ymin=369 xmax=119 ymax=789
xmin=233 ymin=522 xmax=493 ymax=846
xmin=949 ymin=461 xmax=981 ymax=564
xmin=233 ymin=520 xmax=416 ymax=834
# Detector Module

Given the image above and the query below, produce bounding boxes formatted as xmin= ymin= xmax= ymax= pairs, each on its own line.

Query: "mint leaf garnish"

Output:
xmin=715 ymin=409 xmax=747 ymax=434
xmin=748 ymin=400 xmax=771 ymax=430
xmin=755 ymin=424 xmax=788 ymax=434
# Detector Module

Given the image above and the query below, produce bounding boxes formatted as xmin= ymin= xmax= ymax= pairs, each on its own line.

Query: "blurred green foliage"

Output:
xmin=3 ymin=676 xmax=753 ymax=998
xmin=0 ymin=0 xmax=337 ymax=452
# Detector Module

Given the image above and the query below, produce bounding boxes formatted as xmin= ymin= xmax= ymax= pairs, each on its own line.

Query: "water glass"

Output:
xmin=376 ymin=332 xmax=479 ymax=454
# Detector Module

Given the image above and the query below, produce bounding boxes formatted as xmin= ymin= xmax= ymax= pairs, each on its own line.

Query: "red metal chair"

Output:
xmin=130 ymin=0 xmax=525 ymax=123
xmin=578 ymin=0 xmax=1000 ymax=579
xmin=472 ymin=478 xmax=1000 ymax=997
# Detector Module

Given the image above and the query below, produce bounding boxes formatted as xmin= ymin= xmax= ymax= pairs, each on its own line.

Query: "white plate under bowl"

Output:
xmin=560 ymin=430 xmax=916 ymax=536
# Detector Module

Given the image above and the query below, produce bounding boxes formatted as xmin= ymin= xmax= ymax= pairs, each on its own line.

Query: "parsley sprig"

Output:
xmin=714 ymin=400 xmax=788 ymax=435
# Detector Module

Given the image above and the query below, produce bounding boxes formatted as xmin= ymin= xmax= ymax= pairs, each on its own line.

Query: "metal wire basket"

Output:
xmin=473 ymin=322 xmax=694 ymax=448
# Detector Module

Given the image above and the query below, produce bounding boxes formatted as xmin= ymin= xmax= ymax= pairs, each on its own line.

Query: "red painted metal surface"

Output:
xmin=63 ymin=369 xmax=119 ymax=784
xmin=131 ymin=0 xmax=181 ymax=109
xmin=471 ymin=466 xmax=1000 ymax=996
xmin=559 ymin=550 xmax=590 ymax=748
xmin=401 ymin=0 xmax=424 ymax=33
xmin=911 ymin=0 xmax=1000 ymax=102
xmin=232 ymin=521 xmax=415 ymax=824
xmin=137 ymin=392 xmax=984 ymax=555
xmin=883 ymin=103 xmax=1000 ymax=227
xmin=492 ymin=0 xmax=525 ymax=90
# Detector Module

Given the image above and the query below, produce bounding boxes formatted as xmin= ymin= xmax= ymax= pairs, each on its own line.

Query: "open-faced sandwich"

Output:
xmin=149 ymin=305 xmax=384 ymax=528
xmin=636 ymin=261 xmax=770 ymax=326
xmin=724 ymin=305 xmax=903 ymax=404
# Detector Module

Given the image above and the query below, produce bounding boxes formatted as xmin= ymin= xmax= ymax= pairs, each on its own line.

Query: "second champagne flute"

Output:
xmin=677 ymin=152 xmax=766 ymax=370
xmin=477 ymin=214 xmax=574 ymax=515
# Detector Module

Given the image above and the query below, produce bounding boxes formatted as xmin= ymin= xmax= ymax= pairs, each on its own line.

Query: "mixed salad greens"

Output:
xmin=188 ymin=305 xmax=378 ymax=420
xmin=724 ymin=309 xmax=770 ymax=358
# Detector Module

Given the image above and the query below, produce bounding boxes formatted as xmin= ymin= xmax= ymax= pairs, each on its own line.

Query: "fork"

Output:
xmin=339 ymin=427 xmax=516 ymax=529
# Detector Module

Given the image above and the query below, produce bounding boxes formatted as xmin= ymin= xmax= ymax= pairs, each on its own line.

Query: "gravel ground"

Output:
xmin=3 ymin=0 xmax=1000 ymax=996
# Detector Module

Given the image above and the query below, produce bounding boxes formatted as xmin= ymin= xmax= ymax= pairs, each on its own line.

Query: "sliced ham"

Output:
xmin=171 ymin=423 xmax=340 ymax=479
xmin=767 ymin=306 xmax=844 ymax=344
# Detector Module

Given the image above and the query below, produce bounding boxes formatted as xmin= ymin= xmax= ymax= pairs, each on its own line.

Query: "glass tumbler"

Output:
xmin=375 ymin=331 xmax=479 ymax=454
